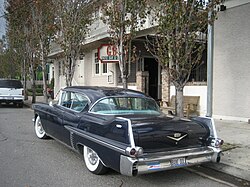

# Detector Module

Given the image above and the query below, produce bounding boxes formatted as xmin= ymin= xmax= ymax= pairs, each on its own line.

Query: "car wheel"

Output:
xmin=83 ymin=146 xmax=108 ymax=175
xmin=16 ymin=102 xmax=23 ymax=108
xmin=34 ymin=116 xmax=48 ymax=139
xmin=19 ymin=102 xmax=24 ymax=108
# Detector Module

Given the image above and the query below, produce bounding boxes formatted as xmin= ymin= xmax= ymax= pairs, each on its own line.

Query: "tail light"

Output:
xmin=208 ymin=137 xmax=224 ymax=148
xmin=126 ymin=147 xmax=144 ymax=157
xmin=22 ymin=89 xmax=24 ymax=96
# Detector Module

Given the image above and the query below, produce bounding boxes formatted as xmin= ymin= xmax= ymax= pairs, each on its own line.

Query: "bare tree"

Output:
xmin=31 ymin=0 xmax=56 ymax=103
xmin=146 ymin=0 xmax=221 ymax=117
xmin=101 ymin=0 xmax=148 ymax=88
xmin=53 ymin=0 xmax=94 ymax=87
xmin=5 ymin=0 xmax=39 ymax=102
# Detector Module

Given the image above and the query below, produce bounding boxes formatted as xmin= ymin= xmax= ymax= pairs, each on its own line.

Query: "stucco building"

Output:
xmin=213 ymin=0 xmax=250 ymax=121
xmin=48 ymin=0 xmax=250 ymax=121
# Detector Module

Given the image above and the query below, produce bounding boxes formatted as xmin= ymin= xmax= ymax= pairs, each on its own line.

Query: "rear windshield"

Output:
xmin=0 ymin=80 xmax=23 ymax=88
xmin=91 ymin=96 xmax=161 ymax=115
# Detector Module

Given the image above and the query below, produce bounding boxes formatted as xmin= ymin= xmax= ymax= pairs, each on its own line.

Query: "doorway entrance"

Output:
xmin=144 ymin=58 xmax=159 ymax=100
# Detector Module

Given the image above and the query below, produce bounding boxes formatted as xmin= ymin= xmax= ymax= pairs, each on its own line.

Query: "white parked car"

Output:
xmin=0 ymin=79 xmax=24 ymax=107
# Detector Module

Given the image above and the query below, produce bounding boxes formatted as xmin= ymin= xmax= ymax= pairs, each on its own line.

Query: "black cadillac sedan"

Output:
xmin=32 ymin=86 xmax=223 ymax=176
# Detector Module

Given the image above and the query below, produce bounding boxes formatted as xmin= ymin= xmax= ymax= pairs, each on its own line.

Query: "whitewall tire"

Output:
xmin=34 ymin=116 xmax=48 ymax=139
xmin=83 ymin=146 xmax=107 ymax=175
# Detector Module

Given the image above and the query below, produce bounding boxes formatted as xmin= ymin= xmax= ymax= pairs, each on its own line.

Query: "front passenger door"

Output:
xmin=57 ymin=91 xmax=89 ymax=146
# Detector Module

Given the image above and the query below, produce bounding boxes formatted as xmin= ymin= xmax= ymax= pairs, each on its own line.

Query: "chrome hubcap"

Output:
xmin=87 ymin=148 xmax=98 ymax=165
xmin=37 ymin=120 xmax=44 ymax=134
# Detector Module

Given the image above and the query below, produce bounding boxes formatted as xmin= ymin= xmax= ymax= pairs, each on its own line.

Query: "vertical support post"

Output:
xmin=206 ymin=11 xmax=214 ymax=117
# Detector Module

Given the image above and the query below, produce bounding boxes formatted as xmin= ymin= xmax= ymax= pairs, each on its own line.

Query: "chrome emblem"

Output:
xmin=174 ymin=133 xmax=182 ymax=138
xmin=167 ymin=133 xmax=187 ymax=142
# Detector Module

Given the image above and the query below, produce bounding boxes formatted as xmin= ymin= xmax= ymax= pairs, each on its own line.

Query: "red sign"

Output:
xmin=98 ymin=44 xmax=119 ymax=63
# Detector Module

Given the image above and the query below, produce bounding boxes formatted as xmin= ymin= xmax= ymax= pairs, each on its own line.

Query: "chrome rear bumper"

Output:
xmin=120 ymin=146 xmax=221 ymax=176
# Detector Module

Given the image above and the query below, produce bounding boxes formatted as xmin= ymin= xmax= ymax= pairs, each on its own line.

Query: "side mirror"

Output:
xmin=49 ymin=100 xmax=58 ymax=107
xmin=49 ymin=101 xmax=53 ymax=107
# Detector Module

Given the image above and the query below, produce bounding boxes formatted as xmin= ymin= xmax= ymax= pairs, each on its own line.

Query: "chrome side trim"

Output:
xmin=64 ymin=126 xmax=126 ymax=154
xmin=210 ymin=117 xmax=218 ymax=138
xmin=117 ymin=117 xmax=135 ymax=148
xmin=70 ymin=132 xmax=77 ymax=150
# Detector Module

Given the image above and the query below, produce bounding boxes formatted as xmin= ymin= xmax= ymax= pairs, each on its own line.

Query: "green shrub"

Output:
xmin=27 ymin=86 xmax=44 ymax=95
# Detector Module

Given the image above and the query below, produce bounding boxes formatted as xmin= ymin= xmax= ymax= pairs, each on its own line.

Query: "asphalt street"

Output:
xmin=0 ymin=105 xmax=232 ymax=187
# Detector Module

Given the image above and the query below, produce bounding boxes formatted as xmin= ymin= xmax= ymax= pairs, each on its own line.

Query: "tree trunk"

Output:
xmin=31 ymin=75 xmax=36 ymax=104
xmin=122 ymin=75 xmax=128 ymax=89
xmin=65 ymin=57 xmax=70 ymax=87
xmin=176 ymin=86 xmax=184 ymax=118
xmin=30 ymin=62 xmax=36 ymax=104
xmin=161 ymin=68 xmax=170 ymax=106
xmin=119 ymin=1 xmax=127 ymax=89
xmin=39 ymin=38 xmax=48 ymax=103
xmin=41 ymin=61 xmax=48 ymax=103
xmin=23 ymin=58 xmax=28 ymax=100
xmin=42 ymin=64 xmax=48 ymax=103
xmin=70 ymin=57 xmax=76 ymax=86
xmin=66 ymin=57 xmax=75 ymax=87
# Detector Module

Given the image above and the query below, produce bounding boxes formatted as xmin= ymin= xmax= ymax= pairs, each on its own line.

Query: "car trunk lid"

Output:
xmin=130 ymin=116 xmax=209 ymax=153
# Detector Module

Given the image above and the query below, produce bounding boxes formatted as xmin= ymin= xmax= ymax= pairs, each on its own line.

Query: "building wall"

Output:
xmin=84 ymin=48 xmax=117 ymax=87
xmin=170 ymin=86 xmax=207 ymax=116
xmin=213 ymin=2 xmax=250 ymax=121
xmin=53 ymin=47 xmax=120 ymax=98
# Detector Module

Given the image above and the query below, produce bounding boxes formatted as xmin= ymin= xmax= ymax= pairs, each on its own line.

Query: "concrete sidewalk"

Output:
xmin=204 ymin=119 xmax=250 ymax=181
xmin=24 ymin=96 xmax=250 ymax=181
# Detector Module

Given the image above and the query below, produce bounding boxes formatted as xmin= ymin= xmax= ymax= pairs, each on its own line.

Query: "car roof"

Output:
xmin=63 ymin=86 xmax=149 ymax=103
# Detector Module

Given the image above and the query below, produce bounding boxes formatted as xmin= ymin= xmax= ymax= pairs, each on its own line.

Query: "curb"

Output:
xmin=23 ymin=102 xmax=32 ymax=108
xmin=202 ymin=162 xmax=250 ymax=182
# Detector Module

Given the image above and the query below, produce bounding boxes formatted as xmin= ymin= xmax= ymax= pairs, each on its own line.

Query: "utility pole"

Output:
xmin=206 ymin=10 xmax=214 ymax=117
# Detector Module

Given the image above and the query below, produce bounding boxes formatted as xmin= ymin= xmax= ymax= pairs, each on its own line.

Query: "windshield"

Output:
xmin=0 ymin=80 xmax=23 ymax=88
xmin=90 ymin=97 xmax=161 ymax=115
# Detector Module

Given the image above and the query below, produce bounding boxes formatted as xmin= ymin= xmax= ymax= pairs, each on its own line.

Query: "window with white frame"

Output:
xmin=94 ymin=52 xmax=100 ymax=75
xmin=102 ymin=63 xmax=108 ymax=74
xmin=94 ymin=50 xmax=108 ymax=75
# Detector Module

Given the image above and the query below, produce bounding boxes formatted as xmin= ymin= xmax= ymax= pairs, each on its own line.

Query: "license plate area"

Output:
xmin=1 ymin=96 xmax=14 ymax=100
xmin=170 ymin=157 xmax=186 ymax=167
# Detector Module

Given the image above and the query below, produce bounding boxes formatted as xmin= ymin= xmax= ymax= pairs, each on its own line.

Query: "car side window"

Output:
xmin=91 ymin=98 xmax=117 ymax=112
xmin=58 ymin=91 xmax=88 ymax=112
xmin=70 ymin=93 xmax=89 ymax=112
